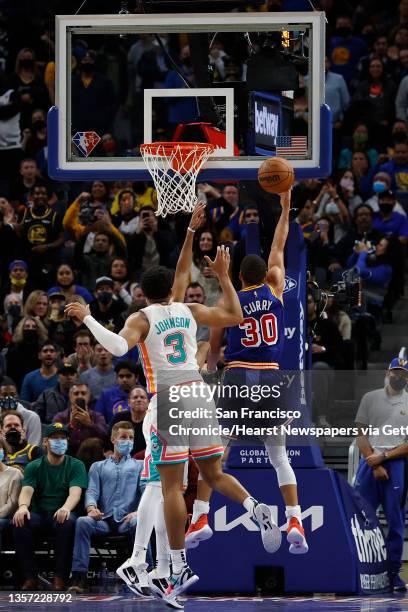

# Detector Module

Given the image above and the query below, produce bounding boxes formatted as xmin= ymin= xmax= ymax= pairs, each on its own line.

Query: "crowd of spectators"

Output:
xmin=0 ymin=0 xmax=407 ymax=592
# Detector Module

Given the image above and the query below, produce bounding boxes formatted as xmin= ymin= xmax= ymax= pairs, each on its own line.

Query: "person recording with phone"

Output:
xmin=128 ymin=205 xmax=173 ymax=277
xmin=52 ymin=383 xmax=107 ymax=455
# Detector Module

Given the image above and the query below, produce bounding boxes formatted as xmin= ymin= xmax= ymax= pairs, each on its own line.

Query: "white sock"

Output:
xmin=170 ymin=549 xmax=186 ymax=573
xmin=285 ymin=505 xmax=302 ymax=524
xmin=192 ymin=500 xmax=210 ymax=523
xmin=131 ymin=483 xmax=162 ymax=562
xmin=243 ymin=496 xmax=258 ymax=515
xmin=155 ymin=501 xmax=170 ymax=578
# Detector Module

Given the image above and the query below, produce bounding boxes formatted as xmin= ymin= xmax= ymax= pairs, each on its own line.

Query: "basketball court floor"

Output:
xmin=1 ymin=593 xmax=408 ymax=612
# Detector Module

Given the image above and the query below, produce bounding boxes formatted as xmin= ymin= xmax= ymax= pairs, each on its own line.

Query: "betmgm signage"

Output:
xmin=252 ymin=91 xmax=282 ymax=155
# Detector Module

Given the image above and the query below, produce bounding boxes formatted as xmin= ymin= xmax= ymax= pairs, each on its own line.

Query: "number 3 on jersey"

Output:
xmin=164 ymin=331 xmax=187 ymax=364
xmin=240 ymin=313 xmax=278 ymax=347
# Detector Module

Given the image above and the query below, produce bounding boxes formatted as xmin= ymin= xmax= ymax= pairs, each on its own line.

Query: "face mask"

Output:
xmin=8 ymin=304 xmax=21 ymax=318
xmin=353 ymin=133 xmax=368 ymax=145
xmin=5 ymin=428 xmax=21 ymax=447
xmin=49 ymin=438 xmax=68 ymax=455
xmin=389 ymin=376 xmax=407 ymax=392
xmin=32 ymin=120 xmax=46 ymax=132
xmin=182 ymin=57 xmax=192 ymax=68
xmin=116 ymin=440 xmax=133 ymax=456
xmin=336 ymin=27 xmax=352 ymax=38
xmin=97 ymin=291 xmax=113 ymax=305
xmin=20 ymin=59 xmax=35 ymax=70
xmin=23 ymin=329 xmax=37 ymax=343
xmin=373 ymin=180 xmax=387 ymax=193
xmin=81 ymin=63 xmax=95 ymax=74
xmin=340 ymin=177 xmax=354 ymax=191
xmin=0 ymin=449 xmax=4 ymax=462
xmin=10 ymin=276 xmax=26 ymax=288
xmin=325 ymin=202 xmax=340 ymax=215
xmin=379 ymin=203 xmax=394 ymax=215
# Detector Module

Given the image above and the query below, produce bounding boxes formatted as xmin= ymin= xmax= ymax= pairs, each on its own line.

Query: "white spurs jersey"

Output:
xmin=138 ymin=302 xmax=198 ymax=393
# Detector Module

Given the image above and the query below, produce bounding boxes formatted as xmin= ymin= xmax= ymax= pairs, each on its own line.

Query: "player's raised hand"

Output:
xmin=279 ymin=189 xmax=291 ymax=209
xmin=64 ymin=302 xmax=91 ymax=323
xmin=204 ymin=245 xmax=230 ymax=278
xmin=189 ymin=201 xmax=206 ymax=231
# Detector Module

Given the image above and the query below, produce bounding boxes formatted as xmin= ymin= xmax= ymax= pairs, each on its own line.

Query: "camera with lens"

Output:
xmin=308 ymin=269 xmax=362 ymax=314
xmin=79 ymin=201 xmax=97 ymax=226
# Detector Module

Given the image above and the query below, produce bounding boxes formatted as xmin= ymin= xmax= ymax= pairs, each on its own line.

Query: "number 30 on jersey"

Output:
xmin=240 ymin=313 xmax=278 ymax=348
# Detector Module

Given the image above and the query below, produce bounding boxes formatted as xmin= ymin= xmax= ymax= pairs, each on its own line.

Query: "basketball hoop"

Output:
xmin=140 ymin=142 xmax=215 ymax=217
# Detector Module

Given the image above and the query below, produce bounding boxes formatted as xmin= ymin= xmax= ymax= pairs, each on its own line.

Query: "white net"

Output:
xmin=140 ymin=142 xmax=214 ymax=217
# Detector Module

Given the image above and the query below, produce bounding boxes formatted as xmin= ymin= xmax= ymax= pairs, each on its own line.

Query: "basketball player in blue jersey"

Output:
xmin=186 ymin=189 xmax=309 ymax=555
xmin=65 ymin=207 xmax=283 ymax=604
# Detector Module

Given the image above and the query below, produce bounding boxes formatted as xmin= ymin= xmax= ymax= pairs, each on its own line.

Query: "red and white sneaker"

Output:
xmin=287 ymin=517 xmax=309 ymax=554
xmin=185 ymin=514 xmax=213 ymax=549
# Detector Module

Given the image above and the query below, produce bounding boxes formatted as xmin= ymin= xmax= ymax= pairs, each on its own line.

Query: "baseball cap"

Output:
xmin=44 ymin=422 xmax=69 ymax=437
xmin=378 ymin=189 xmax=396 ymax=200
xmin=48 ymin=290 xmax=65 ymax=300
xmin=389 ymin=357 xmax=408 ymax=372
xmin=58 ymin=362 xmax=77 ymax=375
xmin=9 ymin=260 xmax=28 ymax=271
xmin=95 ymin=276 xmax=114 ymax=289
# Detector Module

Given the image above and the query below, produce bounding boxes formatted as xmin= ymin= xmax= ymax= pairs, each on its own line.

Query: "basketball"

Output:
xmin=258 ymin=157 xmax=295 ymax=194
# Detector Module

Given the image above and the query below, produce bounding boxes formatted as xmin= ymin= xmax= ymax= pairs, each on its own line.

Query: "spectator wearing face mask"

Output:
xmin=373 ymin=190 xmax=408 ymax=244
xmin=90 ymin=276 xmax=126 ymax=332
xmin=4 ymin=293 xmax=23 ymax=334
xmin=12 ymin=422 xmax=87 ymax=591
xmin=0 ymin=260 xmax=31 ymax=316
xmin=68 ymin=421 xmax=144 ymax=594
xmin=71 ymin=51 xmax=117 ymax=138
xmin=354 ymin=358 xmax=408 ymax=592
xmin=338 ymin=123 xmax=379 ymax=169
xmin=0 ymin=410 xmax=43 ymax=473
xmin=5 ymin=316 xmax=49 ymax=391
xmin=313 ymin=180 xmax=350 ymax=243
xmin=365 ymin=172 xmax=407 ymax=216
xmin=327 ymin=15 xmax=367 ymax=84
xmin=0 ymin=383 xmax=42 ymax=445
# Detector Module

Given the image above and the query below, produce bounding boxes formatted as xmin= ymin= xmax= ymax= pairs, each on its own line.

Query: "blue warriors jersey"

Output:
xmin=224 ymin=283 xmax=284 ymax=369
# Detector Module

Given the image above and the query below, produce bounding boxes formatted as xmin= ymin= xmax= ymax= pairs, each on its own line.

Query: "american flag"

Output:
xmin=275 ymin=136 xmax=308 ymax=157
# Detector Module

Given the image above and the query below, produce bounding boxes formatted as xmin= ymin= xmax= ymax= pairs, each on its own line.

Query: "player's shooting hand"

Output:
xmin=279 ymin=190 xmax=291 ymax=209
xmin=189 ymin=201 xmax=206 ymax=231
xmin=64 ymin=302 xmax=91 ymax=323
xmin=204 ymin=245 xmax=230 ymax=279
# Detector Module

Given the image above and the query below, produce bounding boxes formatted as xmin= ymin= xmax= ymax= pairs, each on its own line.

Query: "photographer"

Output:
xmin=53 ymin=383 xmax=107 ymax=455
xmin=63 ymin=183 xmax=125 ymax=245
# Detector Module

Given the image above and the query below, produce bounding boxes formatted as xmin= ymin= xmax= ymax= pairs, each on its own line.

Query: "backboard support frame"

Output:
xmin=48 ymin=11 xmax=332 ymax=181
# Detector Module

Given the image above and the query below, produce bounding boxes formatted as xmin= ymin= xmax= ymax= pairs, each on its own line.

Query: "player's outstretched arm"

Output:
xmin=266 ymin=189 xmax=291 ymax=299
xmin=171 ymin=202 xmax=206 ymax=302
xmin=64 ymin=303 xmax=148 ymax=354
xmin=187 ymin=246 xmax=243 ymax=328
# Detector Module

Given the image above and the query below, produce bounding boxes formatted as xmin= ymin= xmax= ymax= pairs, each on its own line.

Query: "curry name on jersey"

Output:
xmin=224 ymin=283 xmax=284 ymax=369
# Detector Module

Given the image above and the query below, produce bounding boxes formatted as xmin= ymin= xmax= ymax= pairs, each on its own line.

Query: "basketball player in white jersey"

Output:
xmin=65 ymin=214 xmax=281 ymax=604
